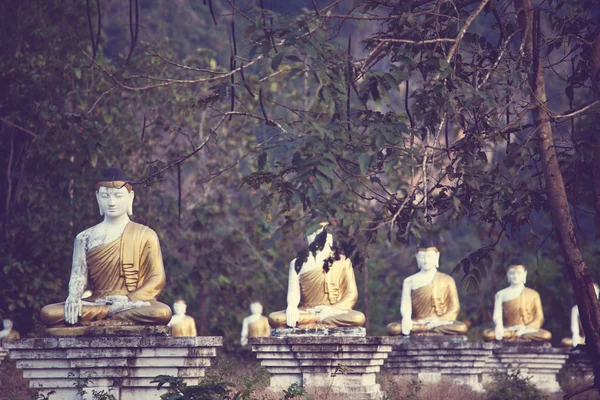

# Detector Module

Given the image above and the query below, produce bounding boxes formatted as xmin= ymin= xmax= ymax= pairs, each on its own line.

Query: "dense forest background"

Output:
xmin=1 ymin=0 xmax=600 ymax=352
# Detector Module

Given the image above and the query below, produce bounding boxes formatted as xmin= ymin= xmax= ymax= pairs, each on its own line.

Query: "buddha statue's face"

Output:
xmin=250 ymin=302 xmax=263 ymax=315
xmin=306 ymin=228 xmax=333 ymax=255
xmin=416 ymin=249 xmax=439 ymax=271
xmin=506 ymin=265 xmax=527 ymax=285
xmin=173 ymin=301 xmax=187 ymax=316
xmin=96 ymin=186 xmax=134 ymax=218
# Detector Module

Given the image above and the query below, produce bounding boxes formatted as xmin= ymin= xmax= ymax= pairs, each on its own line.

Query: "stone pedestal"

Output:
xmin=0 ymin=346 xmax=7 ymax=368
xmin=484 ymin=343 xmax=569 ymax=392
xmin=4 ymin=336 xmax=222 ymax=400
xmin=250 ymin=329 xmax=393 ymax=400
xmin=561 ymin=349 xmax=593 ymax=382
xmin=383 ymin=338 xmax=569 ymax=393
xmin=383 ymin=336 xmax=493 ymax=391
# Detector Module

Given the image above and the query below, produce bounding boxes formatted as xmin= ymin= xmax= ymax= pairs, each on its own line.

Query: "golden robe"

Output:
xmin=387 ymin=272 xmax=468 ymax=336
xmin=40 ymin=222 xmax=172 ymax=327
xmin=248 ymin=316 xmax=270 ymax=338
xmin=268 ymin=257 xmax=366 ymax=328
xmin=171 ymin=315 xmax=197 ymax=337
xmin=482 ymin=287 xmax=551 ymax=342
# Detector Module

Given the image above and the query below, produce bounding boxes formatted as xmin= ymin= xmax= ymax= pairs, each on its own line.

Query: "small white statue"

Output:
xmin=0 ymin=319 xmax=20 ymax=340
xmin=168 ymin=299 xmax=197 ymax=337
xmin=240 ymin=302 xmax=270 ymax=346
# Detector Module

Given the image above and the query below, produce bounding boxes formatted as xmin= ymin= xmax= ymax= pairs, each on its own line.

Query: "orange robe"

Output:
xmin=248 ymin=316 xmax=270 ymax=338
xmin=268 ymin=257 xmax=365 ymax=328
xmin=482 ymin=287 xmax=551 ymax=342
xmin=40 ymin=222 xmax=172 ymax=327
xmin=171 ymin=315 xmax=197 ymax=337
xmin=387 ymin=272 xmax=467 ymax=335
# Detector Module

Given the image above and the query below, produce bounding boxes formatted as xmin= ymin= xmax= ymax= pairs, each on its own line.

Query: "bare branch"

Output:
xmin=553 ymin=100 xmax=599 ymax=120
xmin=82 ymin=49 xmax=263 ymax=91
xmin=0 ymin=117 xmax=38 ymax=139
xmin=377 ymin=38 xmax=456 ymax=45
xmin=563 ymin=384 xmax=595 ymax=400
xmin=86 ymin=85 xmax=117 ymax=115
xmin=446 ymin=0 xmax=490 ymax=63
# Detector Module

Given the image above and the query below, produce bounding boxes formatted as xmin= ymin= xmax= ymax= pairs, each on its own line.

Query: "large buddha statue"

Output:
xmin=268 ymin=224 xmax=365 ymax=329
xmin=40 ymin=168 xmax=172 ymax=329
xmin=240 ymin=302 xmax=270 ymax=346
xmin=482 ymin=264 xmax=551 ymax=342
xmin=387 ymin=239 xmax=467 ymax=336
xmin=561 ymin=283 xmax=600 ymax=348
xmin=168 ymin=299 xmax=197 ymax=337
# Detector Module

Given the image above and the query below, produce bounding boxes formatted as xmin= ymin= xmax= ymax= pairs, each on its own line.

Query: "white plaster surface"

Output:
xmin=249 ymin=335 xmax=394 ymax=400
xmin=4 ymin=336 xmax=222 ymax=400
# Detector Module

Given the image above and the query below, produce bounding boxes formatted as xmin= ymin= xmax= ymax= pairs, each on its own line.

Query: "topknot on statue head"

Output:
xmin=96 ymin=167 xmax=133 ymax=192
xmin=416 ymin=237 xmax=440 ymax=253
xmin=506 ymin=262 xmax=527 ymax=272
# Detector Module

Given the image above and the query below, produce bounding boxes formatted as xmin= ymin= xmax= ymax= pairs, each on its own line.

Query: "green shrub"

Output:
xmin=484 ymin=370 xmax=546 ymax=400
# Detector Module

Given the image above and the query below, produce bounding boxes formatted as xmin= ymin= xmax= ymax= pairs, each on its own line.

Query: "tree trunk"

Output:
xmin=592 ymin=27 xmax=600 ymax=238
xmin=514 ymin=0 xmax=600 ymax=392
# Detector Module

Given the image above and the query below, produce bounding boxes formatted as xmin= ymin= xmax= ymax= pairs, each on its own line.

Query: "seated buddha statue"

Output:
xmin=40 ymin=168 xmax=172 ymax=330
xmin=0 ymin=319 xmax=20 ymax=340
xmin=482 ymin=264 xmax=551 ymax=342
xmin=268 ymin=224 xmax=366 ymax=328
xmin=168 ymin=299 xmax=197 ymax=337
xmin=387 ymin=239 xmax=467 ymax=336
xmin=240 ymin=302 xmax=270 ymax=346
xmin=561 ymin=283 xmax=600 ymax=347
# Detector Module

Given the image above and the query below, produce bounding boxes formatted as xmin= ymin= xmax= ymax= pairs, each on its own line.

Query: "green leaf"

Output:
xmin=271 ymin=52 xmax=284 ymax=71
xmin=286 ymin=55 xmax=302 ymax=62
xmin=359 ymin=153 xmax=371 ymax=175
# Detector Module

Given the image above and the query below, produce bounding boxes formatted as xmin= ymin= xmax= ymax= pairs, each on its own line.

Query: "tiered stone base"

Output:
xmin=4 ymin=335 xmax=222 ymax=400
xmin=384 ymin=336 xmax=493 ymax=391
xmin=561 ymin=349 xmax=593 ymax=383
xmin=0 ymin=346 xmax=7 ymax=368
xmin=484 ymin=342 xmax=568 ymax=392
xmin=250 ymin=328 xmax=393 ymax=400
xmin=383 ymin=337 xmax=569 ymax=392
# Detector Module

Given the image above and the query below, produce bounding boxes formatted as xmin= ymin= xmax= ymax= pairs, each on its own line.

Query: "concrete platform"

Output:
xmin=4 ymin=336 xmax=222 ymax=400
xmin=250 ymin=333 xmax=393 ymax=400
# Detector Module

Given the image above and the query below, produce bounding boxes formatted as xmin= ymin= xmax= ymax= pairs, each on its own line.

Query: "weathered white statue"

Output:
xmin=0 ymin=319 xmax=20 ymax=340
xmin=268 ymin=224 xmax=365 ymax=328
xmin=561 ymin=283 xmax=600 ymax=347
xmin=483 ymin=264 xmax=551 ymax=342
xmin=40 ymin=168 xmax=172 ymax=331
xmin=387 ymin=239 xmax=467 ymax=336
xmin=240 ymin=302 xmax=270 ymax=346
xmin=168 ymin=299 xmax=197 ymax=337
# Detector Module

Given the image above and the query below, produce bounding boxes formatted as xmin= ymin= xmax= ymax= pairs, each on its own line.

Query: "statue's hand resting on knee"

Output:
xmin=65 ymin=296 xmax=83 ymax=325
xmin=286 ymin=306 xmax=299 ymax=328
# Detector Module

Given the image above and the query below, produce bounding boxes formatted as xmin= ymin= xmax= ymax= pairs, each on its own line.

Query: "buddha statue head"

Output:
xmin=250 ymin=302 xmax=263 ymax=316
xmin=3 ymin=319 xmax=13 ymax=331
xmin=415 ymin=238 xmax=440 ymax=271
xmin=506 ymin=264 xmax=527 ymax=285
xmin=173 ymin=299 xmax=187 ymax=316
xmin=306 ymin=222 xmax=333 ymax=256
xmin=95 ymin=167 xmax=134 ymax=218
